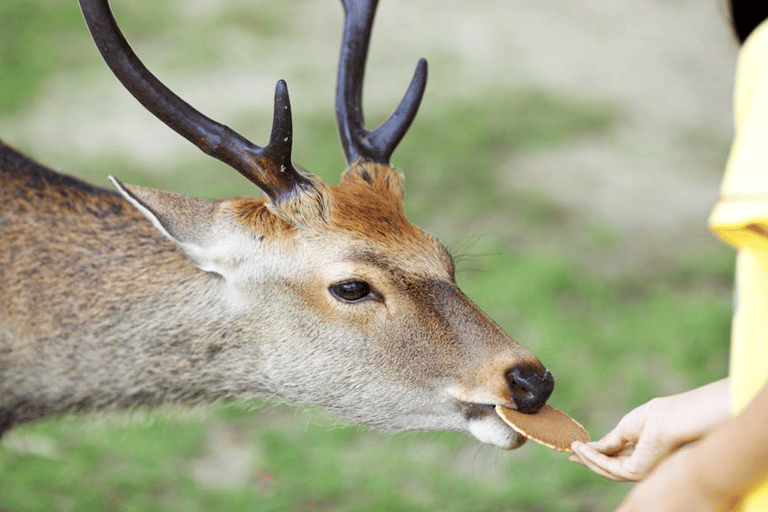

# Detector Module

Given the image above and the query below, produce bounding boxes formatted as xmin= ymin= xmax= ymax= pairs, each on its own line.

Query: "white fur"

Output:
xmin=468 ymin=415 xmax=520 ymax=448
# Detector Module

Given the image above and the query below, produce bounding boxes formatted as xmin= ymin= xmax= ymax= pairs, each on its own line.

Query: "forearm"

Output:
xmin=689 ymin=381 xmax=768 ymax=502
xmin=639 ymin=378 xmax=732 ymax=451
xmin=662 ymin=378 xmax=731 ymax=444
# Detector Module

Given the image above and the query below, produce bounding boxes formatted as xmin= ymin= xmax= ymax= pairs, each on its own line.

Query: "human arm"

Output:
xmin=569 ymin=378 xmax=731 ymax=481
xmin=615 ymin=380 xmax=768 ymax=512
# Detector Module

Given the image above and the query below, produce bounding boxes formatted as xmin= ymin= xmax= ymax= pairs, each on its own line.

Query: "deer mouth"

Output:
xmin=459 ymin=401 xmax=527 ymax=449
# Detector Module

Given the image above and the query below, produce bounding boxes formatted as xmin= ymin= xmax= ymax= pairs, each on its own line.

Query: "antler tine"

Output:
xmin=78 ymin=0 xmax=311 ymax=203
xmin=336 ymin=0 xmax=428 ymax=165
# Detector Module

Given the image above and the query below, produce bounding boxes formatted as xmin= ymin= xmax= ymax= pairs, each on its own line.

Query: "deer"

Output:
xmin=0 ymin=0 xmax=555 ymax=450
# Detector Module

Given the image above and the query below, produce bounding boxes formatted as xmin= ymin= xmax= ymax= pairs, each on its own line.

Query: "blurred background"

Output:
xmin=0 ymin=0 xmax=739 ymax=510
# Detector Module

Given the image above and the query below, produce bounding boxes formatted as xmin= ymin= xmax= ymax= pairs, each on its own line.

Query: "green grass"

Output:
xmin=0 ymin=0 xmax=89 ymax=115
xmin=0 ymin=1 xmax=734 ymax=511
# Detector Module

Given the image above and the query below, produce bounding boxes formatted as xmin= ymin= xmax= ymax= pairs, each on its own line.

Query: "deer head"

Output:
xmin=0 ymin=0 xmax=553 ymax=449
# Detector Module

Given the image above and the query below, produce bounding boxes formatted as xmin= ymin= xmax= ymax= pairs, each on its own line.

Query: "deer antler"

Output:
xmin=336 ymin=0 xmax=428 ymax=165
xmin=78 ymin=0 xmax=311 ymax=203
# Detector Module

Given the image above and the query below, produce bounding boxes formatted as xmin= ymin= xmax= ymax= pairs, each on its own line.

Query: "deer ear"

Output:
xmin=109 ymin=176 xmax=234 ymax=275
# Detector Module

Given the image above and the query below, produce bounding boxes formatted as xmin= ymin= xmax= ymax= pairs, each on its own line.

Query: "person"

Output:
xmin=569 ymin=2 xmax=768 ymax=511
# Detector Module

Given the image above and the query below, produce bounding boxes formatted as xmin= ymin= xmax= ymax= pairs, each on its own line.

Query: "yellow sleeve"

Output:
xmin=710 ymin=20 xmax=768 ymax=512
xmin=709 ymin=19 xmax=768 ymax=254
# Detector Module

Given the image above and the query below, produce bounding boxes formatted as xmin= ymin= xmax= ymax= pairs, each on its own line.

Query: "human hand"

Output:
xmin=569 ymin=380 xmax=730 ymax=482
xmin=614 ymin=446 xmax=741 ymax=512
xmin=569 ymin=398 xmax=677 ymax=481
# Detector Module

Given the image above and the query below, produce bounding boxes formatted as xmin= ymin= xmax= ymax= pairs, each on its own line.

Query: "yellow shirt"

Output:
xmin=709 ymin=18 xmax=768 ymax=512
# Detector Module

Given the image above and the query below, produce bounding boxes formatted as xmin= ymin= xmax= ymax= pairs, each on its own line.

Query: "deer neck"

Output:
xmin=0 ymin=157 xmax=281 ymax=422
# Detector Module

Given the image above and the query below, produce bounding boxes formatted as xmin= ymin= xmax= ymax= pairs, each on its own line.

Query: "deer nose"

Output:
xmin=506 ymin=366 xmax=554 ymax=414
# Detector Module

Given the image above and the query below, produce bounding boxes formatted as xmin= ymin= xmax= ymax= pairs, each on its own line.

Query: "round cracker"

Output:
xmin=495 ymin=404 xmax=589 ymax=452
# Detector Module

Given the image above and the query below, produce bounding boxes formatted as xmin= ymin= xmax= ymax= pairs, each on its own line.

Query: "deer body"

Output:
xmin=0 ymin=0 xmax=555 ymax=450
xmin=0 ymin=142 xmax=222 ymax=419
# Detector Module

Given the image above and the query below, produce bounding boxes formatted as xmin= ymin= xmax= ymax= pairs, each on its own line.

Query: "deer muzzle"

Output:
xmin=506 ymin=365 xmax=555 ymax=414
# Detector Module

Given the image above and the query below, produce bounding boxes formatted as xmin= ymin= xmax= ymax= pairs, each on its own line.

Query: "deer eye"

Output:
xmin=329 ymin=280 xmax=372 ymax=303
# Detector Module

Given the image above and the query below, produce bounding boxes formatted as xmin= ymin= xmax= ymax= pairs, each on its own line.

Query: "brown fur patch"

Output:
xmin=229 ymin=197 xmax=292 ymax=237
xmin=1 ymin=140 xmax=125 ymax=220
xmin=331 ymin=161 xmax=422 ymax=245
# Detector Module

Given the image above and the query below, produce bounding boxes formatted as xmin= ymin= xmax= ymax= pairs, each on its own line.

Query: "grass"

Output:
xmin=0 ymin=0 xmax=89 ymax=115
xmin=0 ymin=0 xmax=734 ymax=511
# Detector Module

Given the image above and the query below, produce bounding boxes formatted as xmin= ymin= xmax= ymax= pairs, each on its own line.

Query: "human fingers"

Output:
xmin=570 ymin=450 xmax=626 ymax=481
xmin=588 ymin=409 xmax=649 ymax=455
xmin=571 ymin=441 xmax=643 ymax=482
xmin=588 ymin=427 xmax=636 ymax=456
xmin=570 ymin=441 xmax=645 ymax=482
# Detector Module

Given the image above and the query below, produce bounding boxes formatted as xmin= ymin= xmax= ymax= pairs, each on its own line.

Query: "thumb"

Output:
xmin=590 ymin=425 xmax=636 ymax=455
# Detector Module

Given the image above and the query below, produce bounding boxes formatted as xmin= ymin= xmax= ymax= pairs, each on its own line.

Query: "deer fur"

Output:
xmin=0 ymin=139 xmax=553 ymax=448
xmin=0 ymin=0 xmax=555 ymax=450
